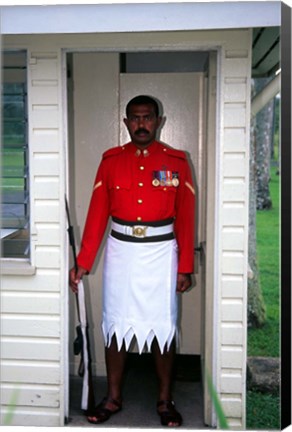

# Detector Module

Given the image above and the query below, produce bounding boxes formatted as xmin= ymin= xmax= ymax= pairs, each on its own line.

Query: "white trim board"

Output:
xmin=0 ymin=2 xmax=280 ymax=35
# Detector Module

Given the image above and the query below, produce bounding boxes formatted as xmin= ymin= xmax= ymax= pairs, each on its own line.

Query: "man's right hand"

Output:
xmin=69 ymin=266 xmax=88 ymax=293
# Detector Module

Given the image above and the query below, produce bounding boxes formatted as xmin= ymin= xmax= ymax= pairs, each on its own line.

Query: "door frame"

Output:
xmin=62 ymin=43 xmax=221 ymax=427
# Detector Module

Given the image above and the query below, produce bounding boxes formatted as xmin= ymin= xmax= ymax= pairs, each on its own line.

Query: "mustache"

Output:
xmin=135 ymin=128 xmax=149 ymax=135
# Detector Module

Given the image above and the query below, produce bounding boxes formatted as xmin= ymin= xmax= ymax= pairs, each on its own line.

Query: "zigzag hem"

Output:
xmin=102 ymin=322 xmax=179 ymax=354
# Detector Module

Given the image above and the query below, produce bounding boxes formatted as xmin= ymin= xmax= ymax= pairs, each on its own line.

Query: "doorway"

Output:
xmin=66 ymin=50 xmax=212 ymax=428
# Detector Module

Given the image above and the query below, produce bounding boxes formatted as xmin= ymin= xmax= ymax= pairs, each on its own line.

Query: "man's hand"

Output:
xmin=69 ymin=265 xmax=88 ymax=293
xmin=176 ymin=273 xmax=192 ymax=293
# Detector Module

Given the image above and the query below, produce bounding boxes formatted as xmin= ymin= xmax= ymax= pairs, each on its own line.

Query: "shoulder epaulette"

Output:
xmin=161 ymin=145 xmax=186 ymax=160
xmin=102 ymin=146 xmax=125 ymax=159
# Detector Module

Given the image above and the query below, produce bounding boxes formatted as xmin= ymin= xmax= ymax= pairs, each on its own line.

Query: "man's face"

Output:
xmin=124 ymin=103 xmax=162 ymax=147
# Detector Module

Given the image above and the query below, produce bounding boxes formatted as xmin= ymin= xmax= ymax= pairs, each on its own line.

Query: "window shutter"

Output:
xmin=1 ymin=51 xmax=30 ymax=258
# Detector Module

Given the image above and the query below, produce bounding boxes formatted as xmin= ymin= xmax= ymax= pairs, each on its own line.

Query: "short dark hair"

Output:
xmin=126 ymin=95 xmax=159 ymax=118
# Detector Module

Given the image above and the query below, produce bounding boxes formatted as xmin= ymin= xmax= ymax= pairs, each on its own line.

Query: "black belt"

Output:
xmin=111 ymin=217 xmax=175 ymax=243
xmin=112 ymin=216 xmax=174 ymax=227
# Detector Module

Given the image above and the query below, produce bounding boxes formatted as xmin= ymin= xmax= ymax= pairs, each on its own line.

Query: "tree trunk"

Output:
xmin=248 ymin=80 xmax=266 ymax=328
xmin=255 ymin=78 xmax=274 ymax=210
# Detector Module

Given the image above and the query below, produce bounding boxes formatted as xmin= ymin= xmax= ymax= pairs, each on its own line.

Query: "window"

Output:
xmin=1 ymin=51 xmax=30 ymax=259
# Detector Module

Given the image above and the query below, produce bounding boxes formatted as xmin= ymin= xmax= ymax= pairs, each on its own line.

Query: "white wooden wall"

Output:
xmin=217 ymin=32 xmax=251 ymax=429
xmin=1 ymin=29 xmax=251 ymax=428
xmin=1 ymin=49 xmax=67 ymax=426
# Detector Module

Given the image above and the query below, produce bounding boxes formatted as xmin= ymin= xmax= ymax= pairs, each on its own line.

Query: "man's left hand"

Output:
xmin=176 ymin=273 xmax=192 ymax=293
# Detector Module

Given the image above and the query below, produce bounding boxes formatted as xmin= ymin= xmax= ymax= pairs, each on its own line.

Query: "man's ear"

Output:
xmin=158 ymin=116 xmax=165 ymax=129
xmin=123 ymin=118 xmax=129 ymax=128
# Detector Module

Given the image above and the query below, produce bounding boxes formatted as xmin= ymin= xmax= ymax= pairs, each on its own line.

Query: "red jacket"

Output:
xmin=77 ymin=140 xmax=195 ymax=274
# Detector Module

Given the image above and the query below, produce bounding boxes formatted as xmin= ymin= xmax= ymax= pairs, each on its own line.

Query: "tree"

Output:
xmin=254 ymin=78 xmax=275 ymax=210
xmin=248 ymin=119 xmax=267 ymax=327
xmin=247 ymin=79 xmax=267 ymax=328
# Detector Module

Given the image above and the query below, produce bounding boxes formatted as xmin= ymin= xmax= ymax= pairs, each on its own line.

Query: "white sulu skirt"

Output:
xmin=101 ymin=234 xmax=179 ymax=354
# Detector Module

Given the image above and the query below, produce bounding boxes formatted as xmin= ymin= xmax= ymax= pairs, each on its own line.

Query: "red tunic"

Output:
xmin=77 ymin=140 xmax=195 ymax=274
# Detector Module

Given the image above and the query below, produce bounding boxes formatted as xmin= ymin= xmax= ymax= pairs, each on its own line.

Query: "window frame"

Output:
xmin=1 ymin=49 xmax=34 ymax=273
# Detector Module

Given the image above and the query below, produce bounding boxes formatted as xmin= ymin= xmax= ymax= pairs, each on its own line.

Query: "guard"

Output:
xmin=69 ymin=95 xmax=195 ymax=427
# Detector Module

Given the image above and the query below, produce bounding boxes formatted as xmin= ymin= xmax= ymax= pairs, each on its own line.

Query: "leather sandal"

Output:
xmin=87 ymin=396 xmax=122 ymax=424
xmin=157 ymin=400 xmax=183 ymax=427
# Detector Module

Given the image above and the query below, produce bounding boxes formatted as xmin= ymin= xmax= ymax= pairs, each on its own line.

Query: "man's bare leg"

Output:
xmin=87 ymin=335 xmax=126 ymax=422
xmin=105 ymin=335 xmax=127 ymax=403
xmin=152 ymin=338 xmax=182 ymax=426
xmin=152 ymin=338 xmax=175 ymax=400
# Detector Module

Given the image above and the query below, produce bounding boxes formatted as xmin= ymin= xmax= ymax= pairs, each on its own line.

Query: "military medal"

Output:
xmin=160 ymin=171 xmax=166 ymax=186
xmin=172 ymin=172 xmax=179 ymax=187
xmin=166 ymin=170 xmax=172 ymax=186
xmin=152 ymin=170 xmax=177 ymax=187
xmin=152 ymin=171 xmax=160 ymax=187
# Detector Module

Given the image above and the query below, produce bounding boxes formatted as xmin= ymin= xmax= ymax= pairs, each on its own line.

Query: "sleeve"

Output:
xmin=174 ymin=158 xmax=195 ymax=274
xmin=77 ymin=159 xmax=110 ymax=272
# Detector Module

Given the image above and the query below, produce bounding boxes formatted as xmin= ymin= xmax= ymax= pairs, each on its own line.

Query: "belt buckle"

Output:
xmin=132 ymin=226 xmax=147 ymax=238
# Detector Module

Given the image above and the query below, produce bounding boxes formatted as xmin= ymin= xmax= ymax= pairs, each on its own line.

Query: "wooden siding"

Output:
xmin=218 ymin=30 xmax=251 ymax=429
xmin=1 ymin=49 xmax=66 ymax=427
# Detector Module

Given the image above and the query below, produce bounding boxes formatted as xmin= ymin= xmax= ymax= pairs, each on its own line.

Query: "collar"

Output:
xmin=128 ymin=140 xmax=160 ymax=157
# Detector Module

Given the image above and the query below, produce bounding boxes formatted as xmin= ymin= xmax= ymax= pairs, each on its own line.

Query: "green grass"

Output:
xmin=246 ymin=391 xmax=280 ymax=430
xmin=1 ymin=151 xmax=25 ymax=191
xmin=246 ymin=165 xmax=280 ymax=430
xmin=248 ymin=166 xmax=280 ymax=357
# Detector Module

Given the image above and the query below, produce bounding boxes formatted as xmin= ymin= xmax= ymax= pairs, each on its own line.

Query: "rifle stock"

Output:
xmin=65 ymin=196 xmax=95 ymax=414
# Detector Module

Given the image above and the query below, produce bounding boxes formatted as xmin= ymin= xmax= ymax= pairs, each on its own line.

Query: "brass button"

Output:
xmin=138 ymin=199 xmax=143 ymax=204
xmin=137 ymin=216 xmax=142 ymax=221
xmin=135 ymin=149 xmax=141 ymax=157
xmin=116 ymin=186 xmax=120 ymax=189
xmin=138 ymin=182 xmax=144 ymax=187
xmin=140 ymin=166 xmax=145 ymax=170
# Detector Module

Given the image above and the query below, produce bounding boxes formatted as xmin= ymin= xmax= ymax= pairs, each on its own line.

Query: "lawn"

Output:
xmin=246 ymin=391 xmax=280 ymax=429
xmin=246 ymin=165 xmax=280 ymax=429
xmin=248 ymin=166 xmax=280 ymax=357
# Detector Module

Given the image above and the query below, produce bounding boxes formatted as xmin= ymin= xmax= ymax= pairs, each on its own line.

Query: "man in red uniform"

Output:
xmin=69 ymin=95 xmax=195 ymax=427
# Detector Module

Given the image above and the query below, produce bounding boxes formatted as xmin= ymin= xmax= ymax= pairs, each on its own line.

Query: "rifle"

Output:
xmin=65 ymin=196 xmax=95 ymax=415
